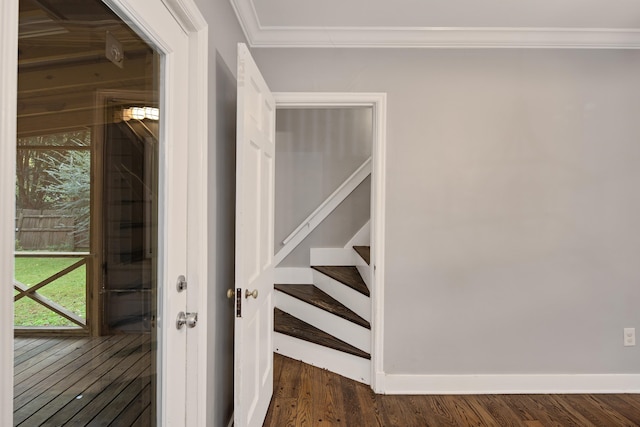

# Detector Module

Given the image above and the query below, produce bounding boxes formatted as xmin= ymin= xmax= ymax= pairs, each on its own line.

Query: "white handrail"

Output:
xmin=275 ymin=157 xmax=372 ymax=265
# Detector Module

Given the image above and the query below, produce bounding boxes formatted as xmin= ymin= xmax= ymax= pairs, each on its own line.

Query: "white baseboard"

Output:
xmin=378 ymin=373 xmax=640 ymax=395
xmin=274 ymin=267 xmax=312 ymax=284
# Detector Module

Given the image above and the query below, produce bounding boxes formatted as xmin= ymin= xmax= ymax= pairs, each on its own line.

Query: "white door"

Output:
xmin=0 ymin=0 xmax=207 ymax=425
xmin=234 ymin=43 xmax=276 ymax=427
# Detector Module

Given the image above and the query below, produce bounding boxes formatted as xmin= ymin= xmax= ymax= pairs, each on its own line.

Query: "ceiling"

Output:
xmin=230 ymin=0 xmax=640 ymax=48
xmin=18 ymin=0 xmax=155 ymax=136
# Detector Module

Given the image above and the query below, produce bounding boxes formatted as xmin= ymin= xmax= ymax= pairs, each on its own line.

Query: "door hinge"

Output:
xmin=236 ymin=288 xmax=242 ymax=317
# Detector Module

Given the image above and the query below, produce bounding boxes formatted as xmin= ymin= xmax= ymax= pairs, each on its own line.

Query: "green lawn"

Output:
xmin=14 ymin=257 xmax=86 ymax=327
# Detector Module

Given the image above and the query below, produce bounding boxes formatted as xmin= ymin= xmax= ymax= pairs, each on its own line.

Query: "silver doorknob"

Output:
xmin=226 ymin=289 xmax=235 ymax=299
xmin=245 ymin=289 xmax=258 ymax=299
xmin=176 ymin=311 xmax=198 ymax=329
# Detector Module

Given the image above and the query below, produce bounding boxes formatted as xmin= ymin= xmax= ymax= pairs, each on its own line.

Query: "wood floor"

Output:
xmin=265 ymin=354 xmax=640 ymax=426
xmin=14 ymin=334 xmax=153 ymax=426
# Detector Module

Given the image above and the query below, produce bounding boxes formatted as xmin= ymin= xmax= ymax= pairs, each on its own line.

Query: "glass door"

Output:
xmin=13 ymin=0 xmax=160 ymax=424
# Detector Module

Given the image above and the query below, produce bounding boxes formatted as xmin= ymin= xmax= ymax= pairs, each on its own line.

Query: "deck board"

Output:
xmin=13 ymin=335 xmax=153 ymax=427
xmin=14 ymin=337 xmax=84 ymax=375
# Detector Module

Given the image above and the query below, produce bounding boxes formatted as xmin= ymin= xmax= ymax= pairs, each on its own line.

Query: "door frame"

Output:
xmin=273 ymin=92 xmax=387 ymax=392
xmin=0 ymin=0 xmax=209 ymax=425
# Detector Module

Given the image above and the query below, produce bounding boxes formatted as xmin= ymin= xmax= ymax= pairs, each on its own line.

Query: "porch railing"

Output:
xmin=14 ymin=251 xmax=91 ymax=333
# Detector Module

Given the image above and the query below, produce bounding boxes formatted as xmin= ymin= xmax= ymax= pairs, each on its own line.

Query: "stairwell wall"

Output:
xmin=275 ymin=108 xmax=372 ymax=267
xmin=252 ymin=48 xmax=640 ymax=383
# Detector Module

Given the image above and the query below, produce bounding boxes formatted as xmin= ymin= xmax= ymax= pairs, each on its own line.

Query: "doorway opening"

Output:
xmin=272 ymin=93 xmax=387 ymax=391
xmin=13 ymin=0 xmax=159 ymax=424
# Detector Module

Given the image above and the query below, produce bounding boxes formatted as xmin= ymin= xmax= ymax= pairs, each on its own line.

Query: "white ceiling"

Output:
xmin=230 ymin=0 xmax=640 ymax=48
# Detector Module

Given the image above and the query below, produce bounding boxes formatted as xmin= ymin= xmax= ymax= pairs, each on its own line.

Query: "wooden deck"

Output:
xmin=265 ymin=353 xmax=640 ymax=426
xmin=14 ymin=334 xmax=153 ymax=426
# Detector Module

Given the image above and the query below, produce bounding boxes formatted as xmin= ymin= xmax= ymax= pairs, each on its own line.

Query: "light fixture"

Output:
xmin=121 ymin=106 xmax=160 ymax=121
xmin=144 ymin=107 xmax=159 ymax=121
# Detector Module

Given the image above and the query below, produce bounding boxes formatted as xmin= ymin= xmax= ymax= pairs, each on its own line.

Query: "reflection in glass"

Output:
xmin=14 ymin=0 xmax=159 ymax=424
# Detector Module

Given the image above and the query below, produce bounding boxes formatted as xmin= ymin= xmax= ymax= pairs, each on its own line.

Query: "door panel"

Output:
xmin=234 ymin=42 xmax=276 ymax=427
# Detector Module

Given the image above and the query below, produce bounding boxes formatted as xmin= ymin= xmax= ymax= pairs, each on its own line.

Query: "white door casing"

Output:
xmin=234 ymin=42 xmax=276 ymax=427
xmin=273 ymin=92 xmax=387 ymax=393
xmin=0 ymin=1 xmax=18 ymax=425
xmin=0 ymin=0 xmax=208 ymax=425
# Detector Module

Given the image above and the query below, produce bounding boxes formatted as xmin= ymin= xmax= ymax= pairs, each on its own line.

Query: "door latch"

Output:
xmin=176 ymin=311 xmax=198 ymax=329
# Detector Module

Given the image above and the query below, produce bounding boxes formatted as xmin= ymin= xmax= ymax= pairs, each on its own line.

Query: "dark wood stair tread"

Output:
xmin=353 ymin=246 xmax=370 ymax=265
xmin=274 ymin=308 xmax=370 ymax=360
xmin=275 ymin=284 xmax=370 ymax=329
xmin=312 ymin=266 xmax=370 ymax=297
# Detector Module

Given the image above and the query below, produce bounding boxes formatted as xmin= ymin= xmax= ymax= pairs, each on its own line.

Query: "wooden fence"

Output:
xmin=15 ymin=209 xmax=87 ymax=251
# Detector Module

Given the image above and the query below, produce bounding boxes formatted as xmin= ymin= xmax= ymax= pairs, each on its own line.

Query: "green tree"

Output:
xmin=45 ymin=149 xmax=91 ymax=248
xmin=16 ymin=130 xmax=91 ymax=249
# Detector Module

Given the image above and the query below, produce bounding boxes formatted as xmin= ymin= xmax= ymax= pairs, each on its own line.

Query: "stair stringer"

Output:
xmin=354 ymin=250 xmax=372 ymax=291
xmin=274 ymin=332 xmax=371 ymax=385
xmin=312 ymin=269 xmax=371 ymax=322
xmin=275 ymin=289 xmax=371 ymax=353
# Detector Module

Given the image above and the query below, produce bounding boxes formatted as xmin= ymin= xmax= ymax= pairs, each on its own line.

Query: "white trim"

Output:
xmin=173 ymin=1 xmax=209 ymax=426
xmin=274 ymin=92 xmax=387 ymax=393
xmin=370 ymin=94 xmax=387 ymax=394
xmin=228 ymin=0 xmax=640 ymax=49
xmin=0 ymin=1 xmax=18 ymax=424
xmin=228 ymin=0 xmax=261 ymax=47
xmin=162 ymin=0 xmax=207 ymax=33
xmin=246 ymin=26 xmax=640 ymax=50
xmin=380 ymin=373 xmax=640 ymax=395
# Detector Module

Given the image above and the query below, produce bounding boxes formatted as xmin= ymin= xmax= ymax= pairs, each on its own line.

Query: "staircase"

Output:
xmin=273 ymin=245 xmax=372 ymax=384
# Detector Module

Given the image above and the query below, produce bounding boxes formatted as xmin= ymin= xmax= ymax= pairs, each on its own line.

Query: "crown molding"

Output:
xmin=229 ymin=0 xmax=640 ymax=49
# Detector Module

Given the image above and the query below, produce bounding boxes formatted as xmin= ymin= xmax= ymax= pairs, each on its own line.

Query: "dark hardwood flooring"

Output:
xmin=14 ymin=334 xmax=153 ymax=426
xmin=264 ymin=354 xmax=640 ymax=426
xmin=275 ymin=284 xmax=370 ymax=329
xmin=312 ymin=266 xmax=370 ymax=297
xmin=274 ymin=309 xmax=370 ymax=360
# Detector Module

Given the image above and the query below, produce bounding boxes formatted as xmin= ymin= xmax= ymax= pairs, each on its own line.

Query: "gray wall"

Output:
xmin=193 ymin=0 xmax=246 ymax=424
xmin=276 ymin=108 xmax=372 ymax=266
xmin=253 ymin=48 xmax=640 ymax=375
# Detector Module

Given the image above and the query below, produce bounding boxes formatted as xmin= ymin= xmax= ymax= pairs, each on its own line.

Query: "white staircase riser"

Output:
xmin=274 ymin=332 xmax=371 ymax=385
xmin=275 ymin=290 xmax=371 ymax=353
xmin=313 ymin=270 xmax=371 ymax=322
xmin=274 ymin=267 xmax=313 ymax=284
xmin=310 ymin=248 xmax=354 ymax=266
